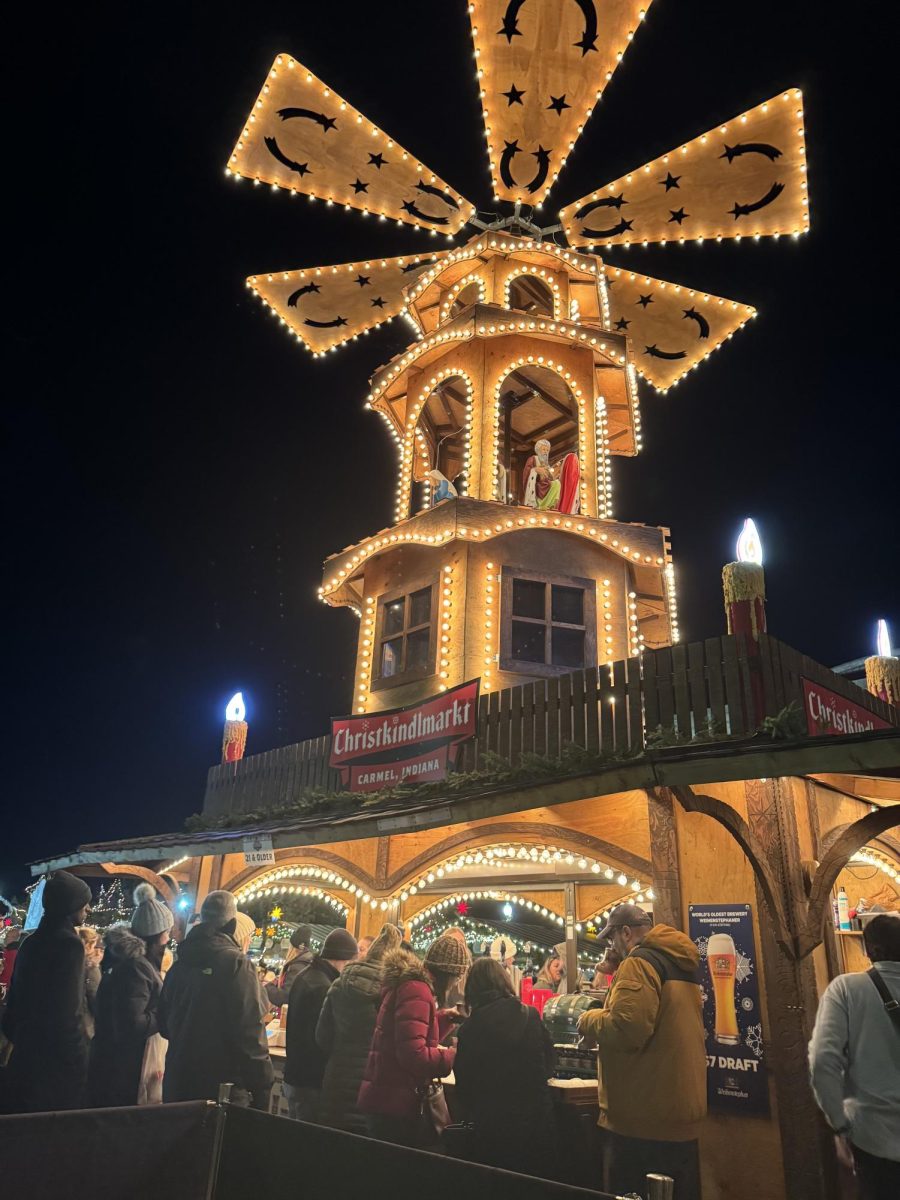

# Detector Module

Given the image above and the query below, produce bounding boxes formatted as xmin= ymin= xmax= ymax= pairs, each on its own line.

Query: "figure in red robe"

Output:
xmin=521 ymin=439 xmax=580 ymax=514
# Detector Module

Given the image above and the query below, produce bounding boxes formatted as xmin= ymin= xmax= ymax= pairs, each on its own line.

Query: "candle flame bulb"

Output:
xmin=225 ymin=692 xmax=246 ymax=722
xmin=876 ymin=619 xmax=892 ymax=658
xmin=736 ymin=518 xmax=763 ymax=566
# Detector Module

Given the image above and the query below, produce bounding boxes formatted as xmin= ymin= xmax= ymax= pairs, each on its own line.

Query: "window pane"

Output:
xmin=383 ymin=599 xmax=405 ymax=636
xmin=512 ymin=578 xmax=545 ymax=620
xmin=381 ymin=637 xmax=403 ymax=677
xmin=511 ymin=620 xmax=546 ymax=663
xmin=552 ymin=585 xmax=584 ymax=626
xmin=409 ymin=587 xmax=431 ymax=628
xmin=551 ymin=627 xmax=584 ymax=668
xmin=406 ymin=628 xmax=430 ymax=673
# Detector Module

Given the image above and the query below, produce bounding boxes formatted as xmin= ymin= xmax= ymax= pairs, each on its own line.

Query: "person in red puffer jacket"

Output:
xmin=358 ymin=946 xmax=455 ymax=1148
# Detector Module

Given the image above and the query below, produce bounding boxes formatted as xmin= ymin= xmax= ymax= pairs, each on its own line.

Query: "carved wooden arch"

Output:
xmin=223 ymin=848 xmax=378 ymax=897
xmin=668 ymin=786 xmax=900 ymax=960
xmin=384 ymin=820 xmax=652 ymax=894
xmin=97 ymin=863 xmax=177 ymax=906
xmin=818 ymin=822 xmax=900 ymax=863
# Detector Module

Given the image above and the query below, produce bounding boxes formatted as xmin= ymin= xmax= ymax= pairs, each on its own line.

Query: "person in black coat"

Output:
xmin=283 ymin=928 xmax=358 ymax=1121
xmin=453 ymin=956 xmax=557 ymax=1174
xmin=1 ymin=871 xmax=93 ymax=1112
xmin=89 ymin=927 xmax=163 ymax=1107
xmin=159 ymin=890 xmax=273 ymax=1109
xmin=316 ymin=922 xmax=402 ymax=1133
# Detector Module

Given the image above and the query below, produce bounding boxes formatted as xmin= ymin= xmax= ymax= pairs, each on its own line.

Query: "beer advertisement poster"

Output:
xmin=689 ymin=904 xmax=768 ymax=1115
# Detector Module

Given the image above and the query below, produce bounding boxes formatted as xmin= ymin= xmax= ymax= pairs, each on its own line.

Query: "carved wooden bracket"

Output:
xmin=666 ymin=787 xmax=900 ymax=961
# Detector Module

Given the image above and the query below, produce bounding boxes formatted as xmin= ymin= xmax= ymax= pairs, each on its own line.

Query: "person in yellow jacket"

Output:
xmin=578 ymin=903 xmax=706 ymax=1199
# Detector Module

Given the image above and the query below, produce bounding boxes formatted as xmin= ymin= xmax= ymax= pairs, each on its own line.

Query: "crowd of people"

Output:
xmin=2 ymin=871 xmax=898 ymax=1199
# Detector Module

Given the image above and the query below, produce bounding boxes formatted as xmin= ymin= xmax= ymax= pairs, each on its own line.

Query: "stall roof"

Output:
xmin=30 ymin=729 xmax=900 ymax=875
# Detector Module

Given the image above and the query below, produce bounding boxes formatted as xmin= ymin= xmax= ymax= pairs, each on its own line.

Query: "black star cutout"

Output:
xmin=293 ymin=162 xmax=311 ymax=177
xmin=351 ymin=179 xmax=369 ymax=194
xmin=355 ymin=274 xmax=371 ymax=288
xmin=532 ymin=145 xmax=551 ymax=164
xmin=371 ymin=296 xmax=386 ymax=309
xmin=497 ymin=16 xmax=522 ymax=43
xmin=637 ymin=293 xmax=654 ymax=308
xmin=659 ymin=172 xmax=681 ymax=191
xmin=547 ymin=94 xmax=571 ymax=116
xmin=615 ymin=318 xmax=630 ymax=330
xmin=368 ymin=152 xmax=388 ymax=169
xmin=306 ymin=282 xmax=321 ymax=293
xmin=573 ymin=32 xmax=598 ymax=55
xmin=502 ymin=83 xmax=525 ymax=106
xmin=668 ymin=207 xmax=689 ymax=225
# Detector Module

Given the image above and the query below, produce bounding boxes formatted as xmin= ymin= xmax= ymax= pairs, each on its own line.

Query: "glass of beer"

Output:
xmin=708 ymin=932 xmax=740 ymax=1044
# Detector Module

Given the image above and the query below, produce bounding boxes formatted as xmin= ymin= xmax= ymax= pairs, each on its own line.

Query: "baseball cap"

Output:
xmin=596 ymin=903 xmax=653 ymax=941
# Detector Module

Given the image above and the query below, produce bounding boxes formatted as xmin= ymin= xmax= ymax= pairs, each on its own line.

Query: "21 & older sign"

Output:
xmin=329 ymin=679 xmax=479 ymax=793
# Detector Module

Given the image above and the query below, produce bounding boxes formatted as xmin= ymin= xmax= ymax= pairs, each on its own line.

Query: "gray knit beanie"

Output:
xmin=131 ymin=883 xmax=175 ymax=937
xmin=200 ymin=890 xmax=238 ymax=926
xmin=320 ymin=928 xmax=359 ymax=962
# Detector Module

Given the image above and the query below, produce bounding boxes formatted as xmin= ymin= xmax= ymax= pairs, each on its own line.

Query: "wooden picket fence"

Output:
xmin=202 ymin=633 xmax=898 ymax=817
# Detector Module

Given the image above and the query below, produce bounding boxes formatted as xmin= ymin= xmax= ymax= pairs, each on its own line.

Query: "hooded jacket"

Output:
xmin=316 ymin=957 xmax=385 ymax=1133
xmin=579 ymin=924 xmax=707 ymax=1141
xmin=1 ymin=915 xmax=88 ymax=1112
xmin=158 ymin=921 xmax=273 ymax=1107
xmin=454 ymin=994 xmax=556 ymax=1171
xmin=283 ymin=956 xmax=339 ymax=1089
xmin=358 ymin=949 xmax=455 ymax=1118
xmin=89 ymin=927 xmax=162 ymax=1108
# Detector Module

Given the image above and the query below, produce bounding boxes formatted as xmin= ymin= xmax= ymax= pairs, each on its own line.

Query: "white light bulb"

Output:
xmin=736 ymin=518 xmax=763 ymax=565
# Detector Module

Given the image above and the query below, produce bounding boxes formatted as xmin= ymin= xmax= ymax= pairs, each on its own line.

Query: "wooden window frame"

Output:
xmin=499 ymin=566 xmax=597 ymax=677
xmin=371 ymin=575 xmax=439 ymax=691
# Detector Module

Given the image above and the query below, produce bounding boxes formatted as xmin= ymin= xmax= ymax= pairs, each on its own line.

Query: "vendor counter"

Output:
xmin=266 ymin=1036 xmax=602 ymax=1188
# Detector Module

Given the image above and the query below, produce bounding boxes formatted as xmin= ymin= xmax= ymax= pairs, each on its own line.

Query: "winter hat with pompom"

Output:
xmin=131 ymin=883 xmax=174 ymax=938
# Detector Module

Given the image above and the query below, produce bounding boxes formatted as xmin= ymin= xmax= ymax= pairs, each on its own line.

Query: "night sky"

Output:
xmin=4 ymin=3 xmax=896 ymax=895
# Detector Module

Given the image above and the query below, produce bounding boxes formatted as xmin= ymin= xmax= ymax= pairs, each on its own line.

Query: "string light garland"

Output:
xmin=482 ymin=560 xmax=499 ymax=692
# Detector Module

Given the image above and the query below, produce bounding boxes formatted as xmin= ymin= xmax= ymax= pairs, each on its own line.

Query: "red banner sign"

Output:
xmin=801 ymin=678 xmax=893 ymax=737
xmin=330 ymin=679 xmax=480 ymax=792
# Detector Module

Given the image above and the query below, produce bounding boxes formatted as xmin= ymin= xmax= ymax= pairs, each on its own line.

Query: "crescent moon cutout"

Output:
xmin=264 ymin=137 xmax=312 ymax=177
xmin=401 ymin=260 xmax=433 ymax=273
xmin=644 ymin=344 xmax=688 ymax=361
xmin=729 ymin=181 xmax=785 ymax=219
xmin=575 ymin=194 xmax=627 ymax=219
xmin=498 ymin=0 xmax=597 ymax=55
xmin=500 ymin=141 xmax=520 ymax=188
xmin=720 ymin=142 xmax=782 ymax=163
xmin=682 ymin=307 xmax=710 ymax=339
xmin=304 ymin=316 xmax=348 ymax=328
xmin=286 ymin=282 xmax=321 ymax=306
xmin=579 ymin=217 xmax=634 ymax=240
xmin=401 ymin=200 xmax=450 ymax=226
xmin=276 ymin=106 xmax=337 ymax=132
xmin=415 ymin=180 xmax=460 ymax=211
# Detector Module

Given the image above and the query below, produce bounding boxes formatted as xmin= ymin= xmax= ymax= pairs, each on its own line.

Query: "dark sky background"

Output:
xmin=4 ymin=2 xmax=897 ymax=895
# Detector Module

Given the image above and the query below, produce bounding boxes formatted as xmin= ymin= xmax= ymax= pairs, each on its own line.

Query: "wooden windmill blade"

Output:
xmin=468 ymin=0 xmax=653 ymax=206
xmin=247 ymin=252 xmax=451 ymax=355
xmin=603 ymin=266 xmax=756 ymax=391
xmin=226 ymin=54 xmax=476 ymax=235
xmin=560 ymin=89 xmax=809 ymax=247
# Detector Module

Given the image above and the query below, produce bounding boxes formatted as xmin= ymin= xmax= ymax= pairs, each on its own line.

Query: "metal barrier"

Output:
xmin=0 ymin=1093 xmax=676 ymax=1200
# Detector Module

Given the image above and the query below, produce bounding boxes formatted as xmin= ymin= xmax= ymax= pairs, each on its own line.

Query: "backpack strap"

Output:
xmin=867 ymin=968 xmax=900 ymax=1031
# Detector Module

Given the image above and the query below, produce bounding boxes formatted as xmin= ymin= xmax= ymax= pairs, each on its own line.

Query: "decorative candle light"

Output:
xmin=222 ymin=692 xmax=248 ymax=762
xmin=865 ymin=620 xmax=899 ymax=705
xmin=722 ymin=518 xmax=767 ymax=641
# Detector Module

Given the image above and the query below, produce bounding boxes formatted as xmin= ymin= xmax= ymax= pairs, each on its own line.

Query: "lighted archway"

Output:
xmin=443 ymin=272 xmax=488 ymax=320
xmin=504 ymin=270 xmax=560 ymax=319
xmin=396 ymin=367 xmax=477 ymax=521
xmin=490 ymin=359 xmax=589 ymax=514
xmin=231 ymin=862 xmax=371 ymax=911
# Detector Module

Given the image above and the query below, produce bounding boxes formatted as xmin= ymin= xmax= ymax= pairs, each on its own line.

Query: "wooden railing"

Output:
xmin=202 ymin=634 xmax=898 ymax=818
